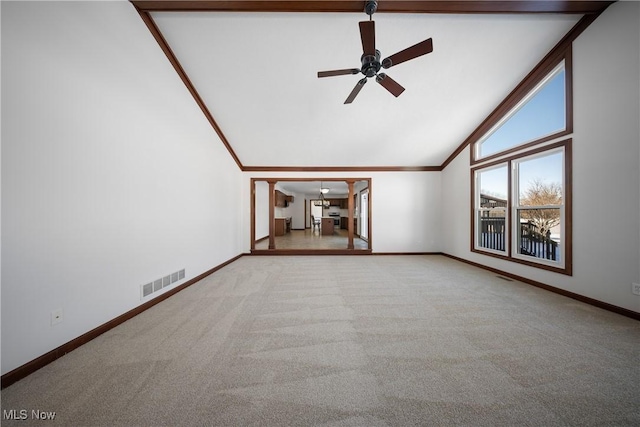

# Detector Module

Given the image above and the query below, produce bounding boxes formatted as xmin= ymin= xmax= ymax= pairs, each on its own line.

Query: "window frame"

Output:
xmin=471 ymin=139 xmax=572 ymax=275
xmin=470 ymin=49 xmax=573 ymax=166
xmin=511 ymin=147 xmax=566 ymax=268
xmin=469 ymin=45 xmax=573 ymax=275
xmin=473 ymin=161 xmax=510 ymax=257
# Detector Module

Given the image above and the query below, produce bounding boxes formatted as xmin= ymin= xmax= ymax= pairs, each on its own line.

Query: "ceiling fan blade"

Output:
xmin=376 ymin=73 xmax=405 ymax=97
xmin=382 ymin=38 xmax=433 ymax=69
xmin=317 ymin=68 xmax=360 ymax=78
xmin=359 ymin=21 xmax=376 ymax=56
xmin=344 ymin=78 xmax=368 ymax=104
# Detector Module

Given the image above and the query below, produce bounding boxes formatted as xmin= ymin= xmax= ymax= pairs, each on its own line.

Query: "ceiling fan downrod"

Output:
xmin=364 ymin=1 xmax=378 ymax=18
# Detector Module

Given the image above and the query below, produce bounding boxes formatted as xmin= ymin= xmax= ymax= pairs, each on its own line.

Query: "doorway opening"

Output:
xmin=251 ymin=178 xmax=372 ymax=253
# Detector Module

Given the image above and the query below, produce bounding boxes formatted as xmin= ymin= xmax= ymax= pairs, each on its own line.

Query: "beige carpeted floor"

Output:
xmin=2 ymin=255 xmax=639 ymax=426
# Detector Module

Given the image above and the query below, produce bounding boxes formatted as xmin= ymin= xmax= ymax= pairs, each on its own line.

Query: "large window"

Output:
xmin=471 ymin=53 xmax=572 ymax=275
xmin=475 ymin=62 xmax=568 ymax=161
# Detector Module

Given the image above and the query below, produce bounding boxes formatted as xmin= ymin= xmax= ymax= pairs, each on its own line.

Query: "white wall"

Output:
xmin=1 ymin=2 xmax=243 ymax=375
xmin=441 ymin=1 xmax=640 ymax=314
xmin=243 ymin=171 xmax=442 ymax=253
xmin=372 ymin=173 xmax=441 ymax=252
xmin=254 ymin=181 xmax=269 ymax=240
xmin=288 ymin=192 xmax=305 ymax=230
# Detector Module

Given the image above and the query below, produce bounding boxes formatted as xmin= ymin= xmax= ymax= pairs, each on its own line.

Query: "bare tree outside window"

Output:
xmin=519 ymin=178 xmax=562 ymax=235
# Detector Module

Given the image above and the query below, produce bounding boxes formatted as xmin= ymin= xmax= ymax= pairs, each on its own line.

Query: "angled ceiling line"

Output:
xmin=440 ymin=9 xmax=608 ymax=169
xmin=130 ymin=1 xmax=614 ymax=172
xmin=133 ymin=6 xmax=245 ymax=170
xmin=132 ymin=3 xmax=446 ymax=172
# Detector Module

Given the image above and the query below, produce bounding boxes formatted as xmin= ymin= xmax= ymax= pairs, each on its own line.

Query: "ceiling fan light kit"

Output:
xmin=317 ymin=0 xmax=433 ymax=104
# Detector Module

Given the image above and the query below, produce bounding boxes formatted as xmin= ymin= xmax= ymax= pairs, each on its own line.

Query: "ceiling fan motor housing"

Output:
xmin=361 ymin=49 xmax=381 ymax=77
xmin=364 ymin=1 xmax=378 ymax=16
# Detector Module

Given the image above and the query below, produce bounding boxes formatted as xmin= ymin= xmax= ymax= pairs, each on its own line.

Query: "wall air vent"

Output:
xmin=142 ymin=283 xmax=153 ymax=297
xmin=141 ymin=268 xmax=186 ymax=300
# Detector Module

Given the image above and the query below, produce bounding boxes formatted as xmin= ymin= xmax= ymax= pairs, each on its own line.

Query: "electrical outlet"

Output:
xmin=632 ymin=283 xmax=640 ymax=296
xmin=51 ymin=309 xmax=63 ymax=325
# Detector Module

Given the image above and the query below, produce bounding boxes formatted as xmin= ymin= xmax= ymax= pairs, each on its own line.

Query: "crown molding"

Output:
xmin=242 ymin=165 xmax=441 ymax=172
xmin=132 ymin=1 xmax=613 ymax=14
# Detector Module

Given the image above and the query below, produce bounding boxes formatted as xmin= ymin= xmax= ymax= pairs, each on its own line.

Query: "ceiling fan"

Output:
xmin=317 ymin=0 xmax=433 ymax=104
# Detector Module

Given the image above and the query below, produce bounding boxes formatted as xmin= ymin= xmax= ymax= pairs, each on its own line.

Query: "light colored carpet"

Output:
xmin=2 ymin=255 xmax=639 ymax=426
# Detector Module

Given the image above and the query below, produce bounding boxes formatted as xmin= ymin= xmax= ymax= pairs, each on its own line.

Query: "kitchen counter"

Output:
xmin=274 ymin=217 xmax=291 ymax=236
xmin=321 ymin=217 xmax=334 ymax=235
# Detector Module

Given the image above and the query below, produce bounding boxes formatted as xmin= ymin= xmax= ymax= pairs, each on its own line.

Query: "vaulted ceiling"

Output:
xmin=131 ymin=1 xmax=612 ymax=171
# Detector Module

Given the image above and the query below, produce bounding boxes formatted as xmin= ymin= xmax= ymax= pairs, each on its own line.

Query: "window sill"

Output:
xmin=471 ymin=247 xmax=572 ymax=276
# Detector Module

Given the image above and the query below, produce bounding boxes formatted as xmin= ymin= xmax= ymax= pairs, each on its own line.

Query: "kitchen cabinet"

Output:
xmin=275 ymin=190 xmax=294 ymax=207
xmin=275 ymin=217 xmax=291 ymax=236
xmin=327 ymin=198 xmax=348 ymax=208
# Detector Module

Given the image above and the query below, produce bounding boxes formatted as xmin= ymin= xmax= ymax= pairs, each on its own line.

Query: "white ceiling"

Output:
xmin=150 ymin=10 xmax=581 ymax=168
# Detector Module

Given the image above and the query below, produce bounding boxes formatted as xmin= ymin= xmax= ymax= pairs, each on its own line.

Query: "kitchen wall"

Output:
xmin=291 ymin=192 xmax=308 ymax=229
xmin=281 ymin=191 xmax=306 ymax=230
xmin=441 ymin=1 xmax=640 ymax=314
xmin=273 ymin=184 xmax=289 ymax=219
xmin=2 ymin=2 xmax=243 ymax=375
